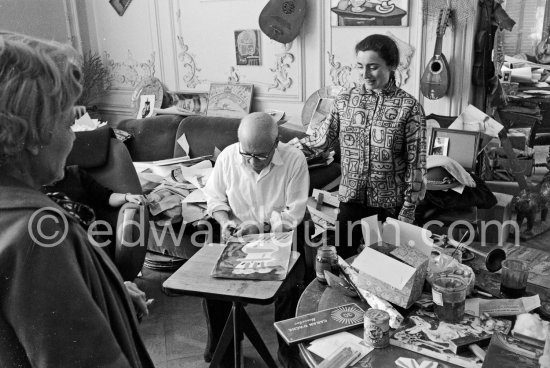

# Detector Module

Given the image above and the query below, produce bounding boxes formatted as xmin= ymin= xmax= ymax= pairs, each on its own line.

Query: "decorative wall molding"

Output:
xmin=387 ymin=32 xmax=415 ymax=87
xmin=176 ymin=35 xmax=204 ymax=89
xmin=227 ymin=66 xmax=241 ymax=84
xmin=268 ymin=42 xmax=295 ymax=92
xmin=105 ymin=50 xmax=156 ymax=89
xmin=327 ymin=52 xmax=352 ymax=88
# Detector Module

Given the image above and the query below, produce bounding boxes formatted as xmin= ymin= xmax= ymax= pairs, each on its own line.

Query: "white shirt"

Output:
xmin=204 ymin=142 xmax=309 ymax=230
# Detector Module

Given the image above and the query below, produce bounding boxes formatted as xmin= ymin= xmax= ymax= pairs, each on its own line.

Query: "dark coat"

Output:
xmin=0 ymin=175 xmax=154 ymax=368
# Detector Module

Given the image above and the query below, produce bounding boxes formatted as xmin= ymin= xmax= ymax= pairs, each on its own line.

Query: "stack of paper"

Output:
xmin=72 ymin=113 xmax=107 ymax=131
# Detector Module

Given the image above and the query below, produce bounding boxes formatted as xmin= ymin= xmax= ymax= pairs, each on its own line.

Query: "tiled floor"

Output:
xmin=136 ymin=146 xmax=550 ymax=368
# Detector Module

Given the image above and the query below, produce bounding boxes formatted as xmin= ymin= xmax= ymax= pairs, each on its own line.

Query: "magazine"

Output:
xmin=274 ymin=303 xmax=364 ymax=345
xmin=390 ymin=308 xmax=511 ymax=368
xmin=211 ymin=232 xmax=294 ymax=281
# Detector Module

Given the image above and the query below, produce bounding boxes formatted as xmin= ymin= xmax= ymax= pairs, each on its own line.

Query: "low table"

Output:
xmin=162 ymin=243 xmax=300 ymax=368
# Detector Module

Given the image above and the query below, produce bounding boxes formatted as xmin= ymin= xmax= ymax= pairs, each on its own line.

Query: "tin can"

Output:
xmin=315 ymin=245 xmax=338 ymax=284
xmin=363 ymin=309 xmax=390 ymax=348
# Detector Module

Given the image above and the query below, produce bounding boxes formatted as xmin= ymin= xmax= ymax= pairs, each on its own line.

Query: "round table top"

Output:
xmin=296 ymin=279 xmax=459 ymax=368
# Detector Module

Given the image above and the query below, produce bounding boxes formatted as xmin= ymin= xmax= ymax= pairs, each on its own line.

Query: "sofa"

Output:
xmin=117 ymin=114 xmax=341 ymax=278
xmin=118 ymin=115 xmax=341 ymax=194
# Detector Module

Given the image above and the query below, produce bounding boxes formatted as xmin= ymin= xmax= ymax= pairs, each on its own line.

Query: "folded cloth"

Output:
xmin=395 ymin=357 xmax=439 ymax=368
xmin=427 ymin=155 xmax=476 ymax=188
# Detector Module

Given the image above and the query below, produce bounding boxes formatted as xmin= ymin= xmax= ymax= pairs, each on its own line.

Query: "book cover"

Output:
xmin=482 ymin=332 xmax=542 ymax=368
xmin=274 ymin=303 xmax=365 ymax=345
xmin=211 ymin=232 xmax=293 ymax=281
xmin=389 ymin=308 xmax=512 ymax=368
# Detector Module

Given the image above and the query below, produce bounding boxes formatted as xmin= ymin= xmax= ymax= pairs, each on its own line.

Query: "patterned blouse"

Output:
xmin=301 ymin=80 xmax=427 ymax=223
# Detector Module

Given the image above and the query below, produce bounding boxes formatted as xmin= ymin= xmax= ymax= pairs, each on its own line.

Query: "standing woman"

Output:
xmin=300 ymin=34 xmax=426 ymax=258
xmin=0 ymin=32 xmax=154 ymax=367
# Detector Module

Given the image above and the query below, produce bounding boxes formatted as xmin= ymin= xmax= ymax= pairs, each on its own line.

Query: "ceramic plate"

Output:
xmin=132 ymin=77 xmax=164 ymax=115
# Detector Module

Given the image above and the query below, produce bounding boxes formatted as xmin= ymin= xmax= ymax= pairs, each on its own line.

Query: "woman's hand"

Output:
xmin=288 ymin=137 xmax=303 ymax=150
xmin=124 ymin=281 xmax=153 ymax=318
xmin=73 ymin=105 xmax=86 ymax=119
xmin=125 ymin=194 xmax=146 ymax=205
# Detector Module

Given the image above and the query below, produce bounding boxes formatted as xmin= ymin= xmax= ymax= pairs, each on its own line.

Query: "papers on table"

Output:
xmin=72 ymin=113 xmax=107 ymax=131
xmin=449 ymin=104 xmax=504 ymax=138
xmin=307 ymin=332 xmax=373 ymax=362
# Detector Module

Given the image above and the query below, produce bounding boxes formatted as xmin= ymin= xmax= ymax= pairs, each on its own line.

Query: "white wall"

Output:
xmin=1 ymin=0 xmax=479 ymax=127
xmin=0 ymin=0 xmax=80 ymax=49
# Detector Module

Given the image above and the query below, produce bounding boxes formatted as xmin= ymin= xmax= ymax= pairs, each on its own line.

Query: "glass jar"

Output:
xmin=315 ymin=245 xmax=338 ymax=284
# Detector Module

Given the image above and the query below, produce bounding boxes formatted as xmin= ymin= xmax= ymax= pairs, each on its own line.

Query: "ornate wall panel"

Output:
xmin=78 ymin=0 xmax=476 ymax=125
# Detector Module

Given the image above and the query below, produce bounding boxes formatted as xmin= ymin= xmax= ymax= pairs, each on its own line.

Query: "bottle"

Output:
xmin=315 ymin=245 xmax=338 ymax=284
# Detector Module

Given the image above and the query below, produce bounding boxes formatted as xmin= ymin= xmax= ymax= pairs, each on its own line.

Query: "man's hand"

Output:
xmin=233 ymin=222 xmax=261 ymax=238
xmin=124 ymin=281 xmax=152 ymax=318
xmin=221 ymin=220 xmax=240 ymax=241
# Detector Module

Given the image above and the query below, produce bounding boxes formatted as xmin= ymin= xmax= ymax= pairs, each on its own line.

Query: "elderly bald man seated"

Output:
xmin=202 ymin=112 xmax=309 ymax=368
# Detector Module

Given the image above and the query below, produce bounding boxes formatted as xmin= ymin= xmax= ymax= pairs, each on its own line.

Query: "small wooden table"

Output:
xmin=162 ymin=243 xmax=300 ymax=368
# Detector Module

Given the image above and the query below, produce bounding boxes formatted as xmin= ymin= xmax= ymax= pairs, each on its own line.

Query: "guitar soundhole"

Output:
xmin=282 ymin=1 xmax=295 ymax=14
xmin=431 ymin=62 xmax=441 ymax=73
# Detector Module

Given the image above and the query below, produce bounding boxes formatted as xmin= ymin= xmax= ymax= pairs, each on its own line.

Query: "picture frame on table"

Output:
xmin=330 ymin=0 xmax=409 ymax=27
xmin=206 ymin=83 xmax=253 ymax=119
xmin=109 ymin=0 xmax=132 ymax=16
xmin=428 ymin=128 xmax=481 ymax=174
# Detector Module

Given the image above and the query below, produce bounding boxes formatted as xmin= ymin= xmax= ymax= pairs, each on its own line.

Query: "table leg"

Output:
xmin=238 ymin=304 xmax=278 ymax=368
xmin=208 ymin=302 xmax=278 ymax=368
xmin=210 ymin=310 xmax=234 ymax=368
xmin=233 ymin=303 xmax=242 ymax=368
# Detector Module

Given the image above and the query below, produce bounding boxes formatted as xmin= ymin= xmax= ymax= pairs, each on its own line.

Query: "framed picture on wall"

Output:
xmin=109 ymin=0 xmax=132 ymax=16
xmin=234 ymin=30 xmax=262 ymax=66
xmin=330 ymin=0 xmax=409 ymax=27
xmin=206 ymin=83 xmax=253 ymax=118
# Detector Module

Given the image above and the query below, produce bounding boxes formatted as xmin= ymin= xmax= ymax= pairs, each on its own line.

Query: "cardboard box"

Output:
xmin=351 ymin=216 xmax=431 ymax=309
xmin=477 ymin=192 xmax=514 ymax=244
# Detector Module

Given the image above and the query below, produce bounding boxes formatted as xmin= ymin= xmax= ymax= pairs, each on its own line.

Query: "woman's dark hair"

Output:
xmin=355 ymin=34 xmax=400 ymax=69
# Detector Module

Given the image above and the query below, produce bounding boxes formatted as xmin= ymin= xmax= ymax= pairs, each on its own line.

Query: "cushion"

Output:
xmin=66 ymin=126 xmax=112 ymax=169
xmin=118 ymin=115 xmax=184 ymax=161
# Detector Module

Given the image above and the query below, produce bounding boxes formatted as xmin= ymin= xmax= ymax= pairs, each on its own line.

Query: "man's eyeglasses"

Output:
xmin=239 ymin=140 xmax=277 ymax=161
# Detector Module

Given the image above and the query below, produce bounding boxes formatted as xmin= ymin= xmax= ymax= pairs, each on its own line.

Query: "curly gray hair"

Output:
xmin=0 ymin=31 xmax=82 ymax=163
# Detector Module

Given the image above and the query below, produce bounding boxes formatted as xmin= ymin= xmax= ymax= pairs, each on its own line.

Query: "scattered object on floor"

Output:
xmin=143 ymin=252 xmax=186 ymax=271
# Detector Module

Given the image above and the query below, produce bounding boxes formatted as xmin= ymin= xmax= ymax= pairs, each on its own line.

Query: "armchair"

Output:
xmin=64 ymin=126 xmax=149 ymax=281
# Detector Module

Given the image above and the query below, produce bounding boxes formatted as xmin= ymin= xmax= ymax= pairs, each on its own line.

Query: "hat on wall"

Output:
xmin=426 ymin=166 xmax=460 ymax=191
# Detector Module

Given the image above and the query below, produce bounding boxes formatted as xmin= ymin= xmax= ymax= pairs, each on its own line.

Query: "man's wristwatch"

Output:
xmin=263 ymin=222 xmax=271 ymax=233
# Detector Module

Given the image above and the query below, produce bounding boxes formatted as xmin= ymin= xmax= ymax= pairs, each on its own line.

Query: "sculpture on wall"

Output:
xmin=269 ymin=42 xmax=295 ymax=91
xmin=104 ymin=50 xmax=156 ymax=89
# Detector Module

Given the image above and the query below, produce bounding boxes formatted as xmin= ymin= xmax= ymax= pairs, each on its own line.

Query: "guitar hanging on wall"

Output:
xmin=535 ymin=24 xmax=550 ymax=64
xmin=259 ymin=0 xmax=307 ymax=44
xmin=420 ymin=5 xmax=452 ymax=100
